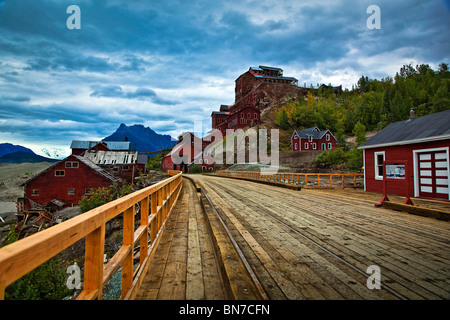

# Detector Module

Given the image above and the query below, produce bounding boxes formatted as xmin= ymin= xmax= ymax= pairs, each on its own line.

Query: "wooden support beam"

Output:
xmin=82 ymin=225 xmax=105 ymax=300
xmin=121 ymin=206 xmax=135 ymax=299
xmin=381 ymin=201 xmax=450 ymax=221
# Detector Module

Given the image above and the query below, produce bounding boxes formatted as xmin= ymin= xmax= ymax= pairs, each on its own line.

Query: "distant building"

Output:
xmin=70 ymin=140 xmax=131 ymax=155
xmin=71 ymin=140 xmax=146 ymax=183
xmin=211 ymin=65 xmax=309 ymax=136
xmin=358 ymin=109 xmax=450 ymax=200
xmin=161 ymin=133 xmax=203 ymax=173
xmin=21 ymin=154 xmax=119 ymax=210
xmin=291 ymin=127 xmax=337 ymax=152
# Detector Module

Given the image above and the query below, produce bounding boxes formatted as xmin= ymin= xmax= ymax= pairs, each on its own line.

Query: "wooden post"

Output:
xmin=150 ymin=193 xmax=157 ymax=243
xmin=83 ymin=225 xmax=105 ymax=299
xmin=157 ymin=189 xmax=163 ymax=229
xmin=140 ymin=197 xmax=149 ymax=265
xmin=121 ymin=206 xmax=135 ymax=299
xmin=0 ymin=281 xmax=5 ymax=300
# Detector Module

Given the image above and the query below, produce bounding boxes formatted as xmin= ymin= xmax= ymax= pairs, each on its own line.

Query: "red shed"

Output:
xmin=21 ymin=154 xmax=119 ymax=209
xmin=291 ymin=127 xmax=337 ymax=152
xmin=359 ymin=110 xmax=450 ymax=201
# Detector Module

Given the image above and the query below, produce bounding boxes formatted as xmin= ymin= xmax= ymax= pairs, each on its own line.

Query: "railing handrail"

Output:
xmin=216 ymin=170 xmax=363 ymax=189
xmin=0 ymin=171 xmax=183 ymax=300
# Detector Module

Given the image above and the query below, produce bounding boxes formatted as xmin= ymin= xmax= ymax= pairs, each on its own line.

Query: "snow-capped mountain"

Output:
xmin=39 ymin=147 xmax=69 ymax=160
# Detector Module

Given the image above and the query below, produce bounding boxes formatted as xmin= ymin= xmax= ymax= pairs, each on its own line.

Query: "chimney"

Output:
xmin=410 ymin=108 xmax=416 ymax=120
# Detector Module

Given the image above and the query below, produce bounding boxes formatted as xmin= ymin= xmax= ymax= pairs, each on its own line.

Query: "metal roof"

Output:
xmin=70 ymin=140 xmax=130 ymax=151
xmin=358 ymin=110 xmax=450 ymax=149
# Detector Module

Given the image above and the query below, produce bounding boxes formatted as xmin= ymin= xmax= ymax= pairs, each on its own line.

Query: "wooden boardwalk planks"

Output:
xmin=189 ymin=174 xmax=450 ymax=300
xmin=135 ymin=179 xmax=228 ymax=300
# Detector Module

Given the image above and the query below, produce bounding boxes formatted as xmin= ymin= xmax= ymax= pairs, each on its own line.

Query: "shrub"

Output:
xmin=313 ymin=148 xmax=349 ymax=168
xmin=189 ymin=164 xmax=202 ymax=174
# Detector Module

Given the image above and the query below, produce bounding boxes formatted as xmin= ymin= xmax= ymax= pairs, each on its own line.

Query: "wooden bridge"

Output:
xmin=1 ymin=172 xmax=449 ymax=300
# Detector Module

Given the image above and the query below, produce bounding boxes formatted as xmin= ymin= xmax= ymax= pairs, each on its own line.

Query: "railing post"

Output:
xmin=83 ymin=225 xmax=105 ymax=299
xmin=150 ymin=193 xmax=157 ymax=243
xmin=157 ymin=188 xmax=163 ymax=229
xmin=121 ymin=206 xmax=135 ymax=299
xmin=140 ymin=197 xmax=149 ymax=265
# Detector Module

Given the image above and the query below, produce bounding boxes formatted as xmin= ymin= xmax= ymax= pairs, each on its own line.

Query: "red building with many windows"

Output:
xmin=291 ymin=127 xmax=337 ymax=152
xmin=211 ymin=65 xmax=307 ymax=136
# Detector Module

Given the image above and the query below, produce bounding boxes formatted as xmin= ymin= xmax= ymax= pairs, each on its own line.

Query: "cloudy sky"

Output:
xmin=0 ymin=0 xmax=449 ymax=157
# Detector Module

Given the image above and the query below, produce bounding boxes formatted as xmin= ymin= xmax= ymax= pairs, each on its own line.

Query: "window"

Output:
xmin=326 ymin=134 xmax=330 ymax=141
xmin=32 ymin=189 xmax=39 ymax=196
xmin=328 ymin=143 xmax=332 ymax=150
xmin=247 ymin=113 xmax=251 ymax=118
xmin=304 ymin=143 xmax=309 ymax=149
xmin=241 ymin=113 xmax=244 ymax=118
xmin=68 ymin=188 xmax=75 ymax=195
xmin=240 ymin=118 xmax=245 ymax=124
xmin=308 ymin=136 xmax=313 ymax=142
xmin=204 ymin=159 xmax=208 ymax=164
xmin=65 ymin=161 xmax=79 ymax=168
xmin=55 ymin=170 xmax=65 ymax=176
xmin=85 ymin=189 xmax=92 ymax=195
xmin=295 ymin=143 xmax=298 ymax=150
xmin=374 ymin=151 xmax=385 ymax=180
xmin=254 ymin=113 xmax=257 ymax=118
xmin=322 ymin=143 xmax=326 ymax=150
xmin=313 ymin=143 xmax=316 ymax=150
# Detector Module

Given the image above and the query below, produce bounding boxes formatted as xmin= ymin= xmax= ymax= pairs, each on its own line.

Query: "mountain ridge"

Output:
xmin=102 ymin=123 xmax=176 ymax=153
xmin=0 ymin=143 xmax=35 ymax=158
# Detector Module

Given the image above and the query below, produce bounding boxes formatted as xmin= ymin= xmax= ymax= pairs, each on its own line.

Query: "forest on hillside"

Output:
xmin=275 ymin=63 xmax=450 ymax=145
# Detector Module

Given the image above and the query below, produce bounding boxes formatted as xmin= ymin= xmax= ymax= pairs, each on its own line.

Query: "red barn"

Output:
xmin=291 ymin=127 xmax=337 ymax=152
xmin=359 ymin=110 xmax=450 ymax=201
xmin=21 ymin=154 xmax=119 ymax=210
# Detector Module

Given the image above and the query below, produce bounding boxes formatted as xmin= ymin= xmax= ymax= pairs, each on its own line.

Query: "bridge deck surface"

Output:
xmin=135 ymin=179 xmax=230 ymax=300
xmin=136 ymin=175 xmax=450 ymax=300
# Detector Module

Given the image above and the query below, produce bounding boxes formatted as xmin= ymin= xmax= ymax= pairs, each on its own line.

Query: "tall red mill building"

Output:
xmin=212 ymin=65 xmax=308 ymax=136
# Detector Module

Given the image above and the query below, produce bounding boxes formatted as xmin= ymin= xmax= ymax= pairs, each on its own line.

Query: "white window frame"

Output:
xmin=326 ymin=134 xmax=330 ymax=141
xmin=304 ymin=142 xmax=309 ymax=150
xmin=328 ymin=143 xmax=332 ymax=150
xmin=374 ymin=151 xmax=385 ymax=180
xmin=295 ymin=143 xmax=298 ymax=150
xmin=312 ymin=143 xmax=316 ymax=150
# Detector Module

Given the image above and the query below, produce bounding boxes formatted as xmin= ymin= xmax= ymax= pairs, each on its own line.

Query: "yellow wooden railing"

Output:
xmin=216 ymin=171 xmax=363 ymax=189
xmin=0 ymin=170 xmax=182 ymax=300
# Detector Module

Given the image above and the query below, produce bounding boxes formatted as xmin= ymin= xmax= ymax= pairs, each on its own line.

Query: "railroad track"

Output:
xmin=188 ymin=174 xmax=450 ymax=300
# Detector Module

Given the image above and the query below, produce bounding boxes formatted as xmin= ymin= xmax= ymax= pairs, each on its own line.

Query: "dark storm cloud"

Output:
xmin=0 ymin=0 xmax=448 ymax=151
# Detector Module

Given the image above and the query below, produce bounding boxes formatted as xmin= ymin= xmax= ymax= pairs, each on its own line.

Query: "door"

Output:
xmin=418 ymin=151 xmax=449 ymax=199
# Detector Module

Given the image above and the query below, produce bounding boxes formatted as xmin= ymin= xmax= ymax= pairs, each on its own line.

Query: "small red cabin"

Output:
xmin=359 ymin=110 xmax=450 ymax=201
xmin=291 ymin=127 xmax=337 ymax=152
